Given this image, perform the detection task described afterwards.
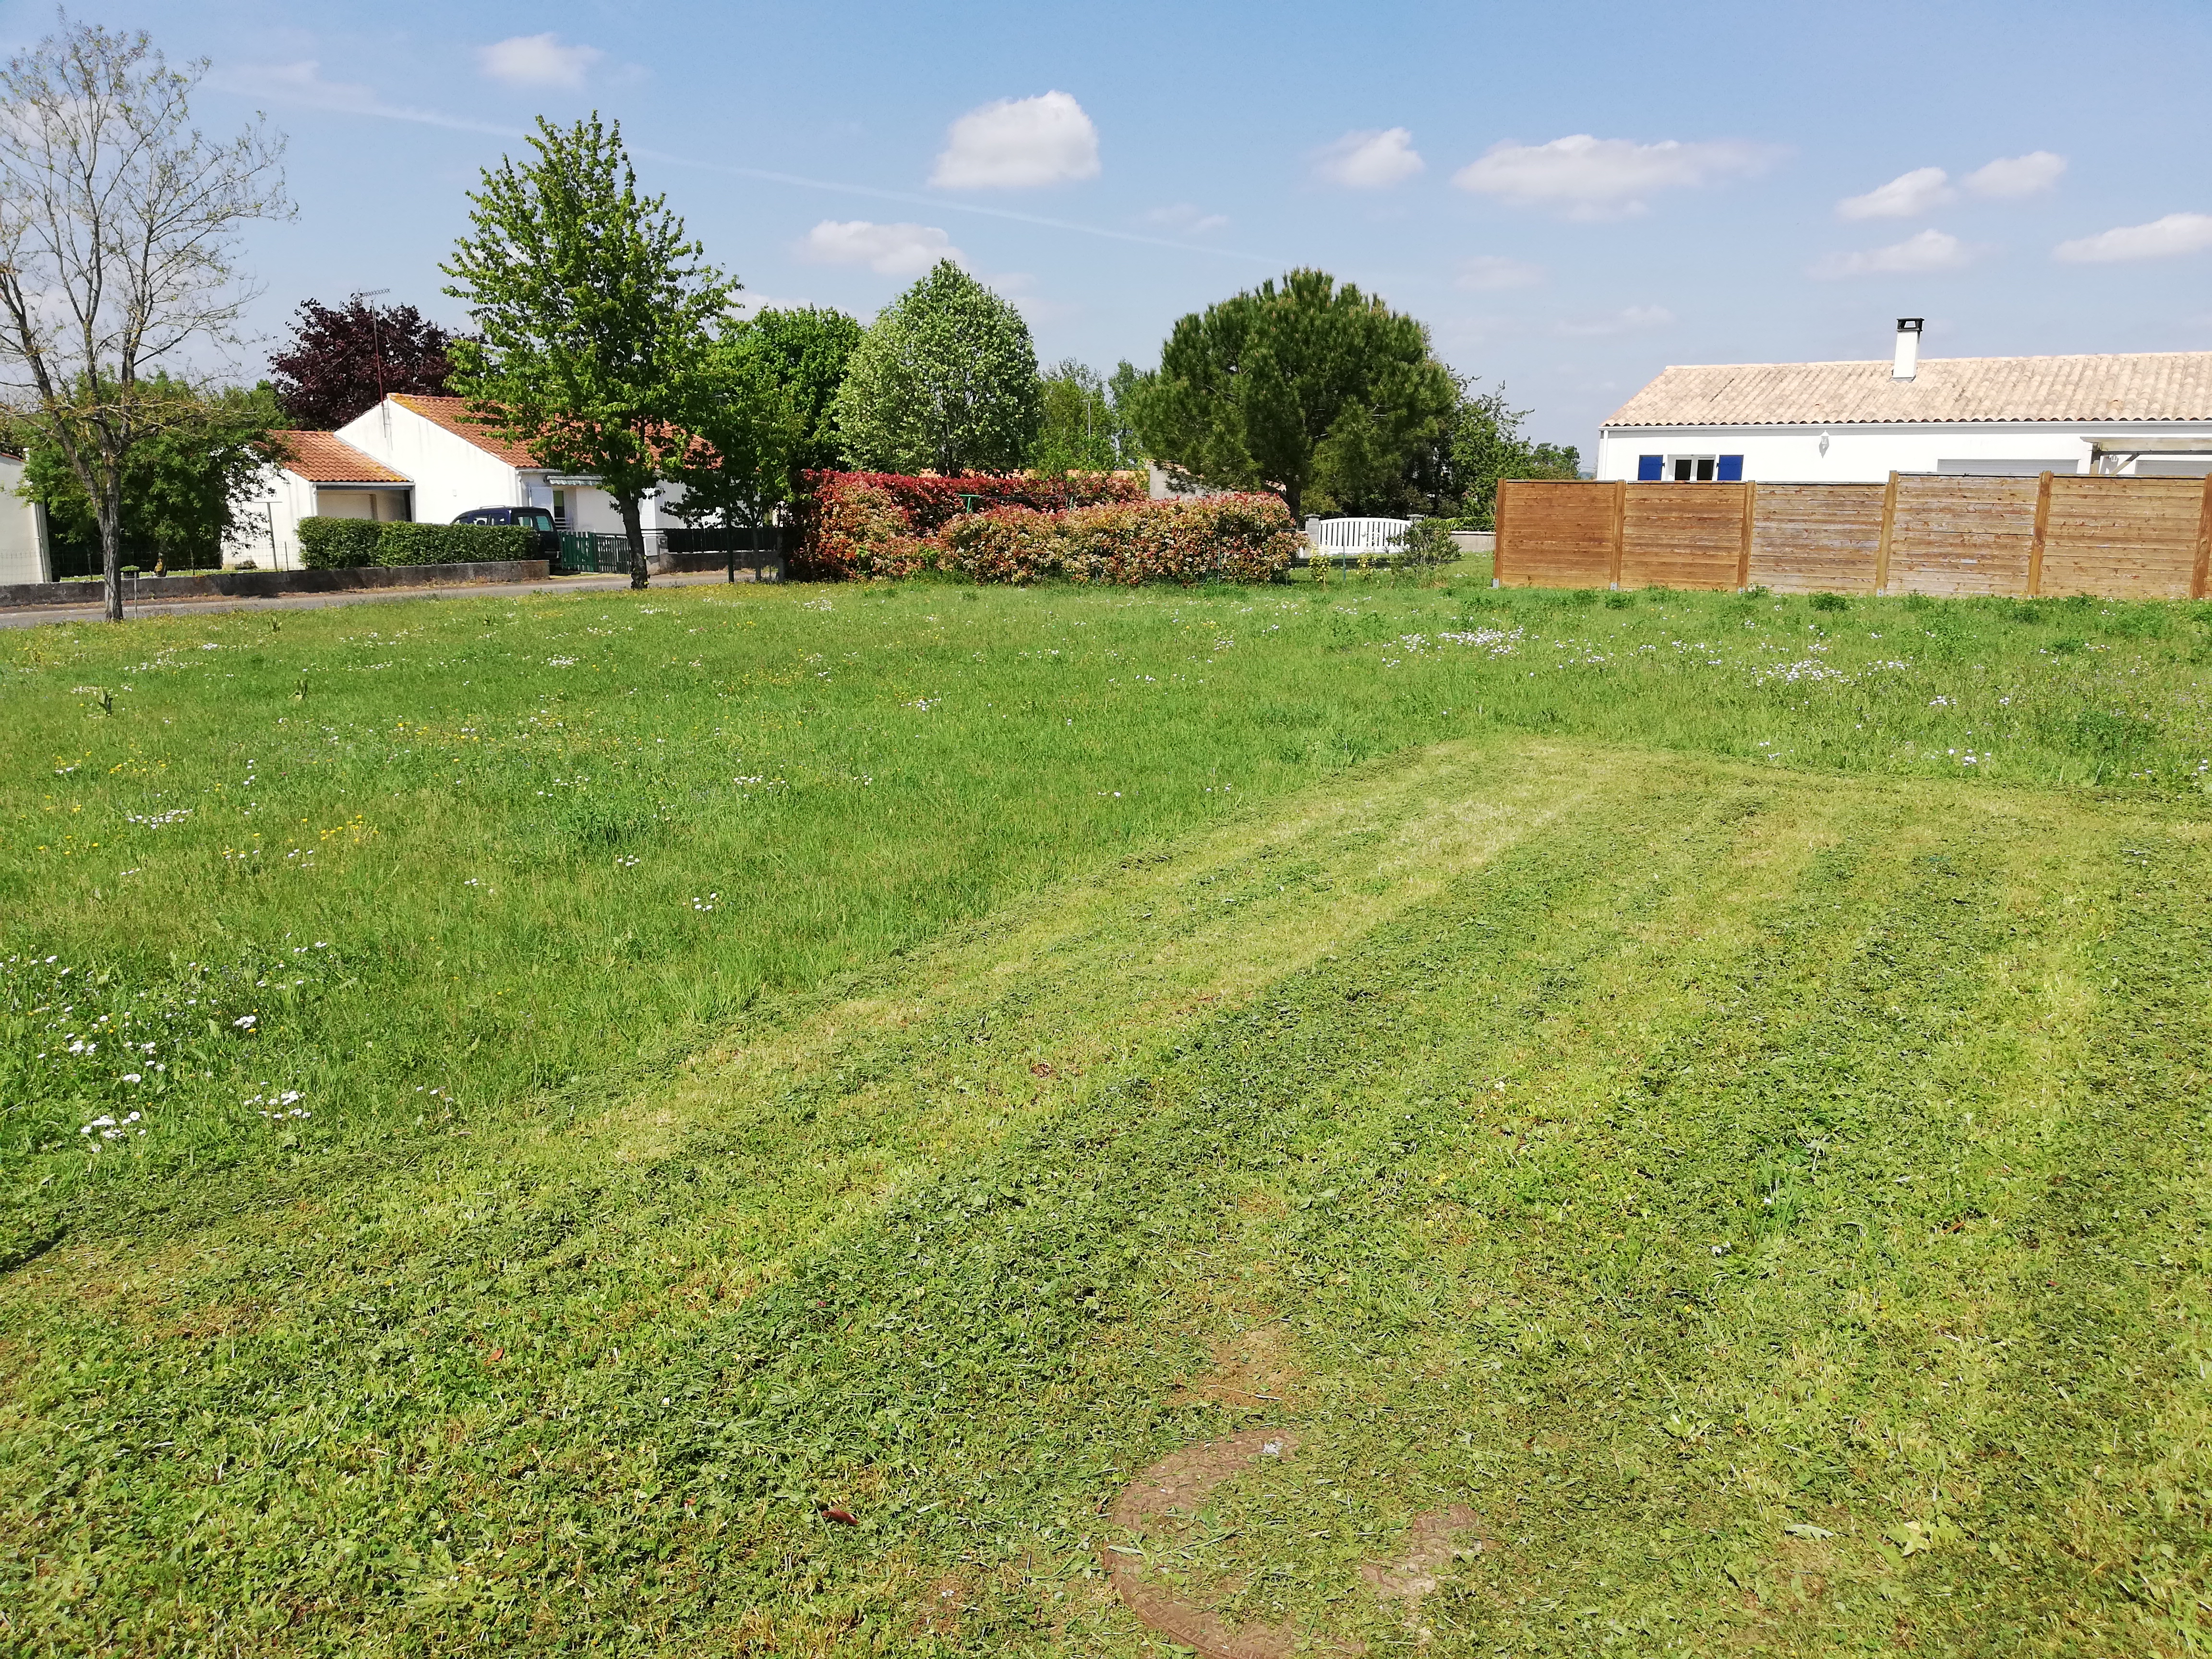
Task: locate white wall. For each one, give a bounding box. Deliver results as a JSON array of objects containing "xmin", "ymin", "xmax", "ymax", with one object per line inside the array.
[
  {"xmin": 0, "ymin": 454, "xmax": 51, "ymax": 583},
  {"xmin": 525, "ymin": 477, "xmax": 688, "ymax": 534},
  {"xmin": 1594, "ymin": 421, "xmax": 2212, "ymax": 483},
  {"xmin": 225, "ymin": 464, "xmax": 314, "ymax": 571},
  {"xmin": 337, "ymin": 400, "xmax": 522, "ymax": 525}
]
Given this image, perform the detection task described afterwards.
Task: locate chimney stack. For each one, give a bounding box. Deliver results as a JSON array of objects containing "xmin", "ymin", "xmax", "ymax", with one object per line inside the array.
[{"xmin": 1892, "ymin": 317, "xmax": 1923, "ymax": 381}]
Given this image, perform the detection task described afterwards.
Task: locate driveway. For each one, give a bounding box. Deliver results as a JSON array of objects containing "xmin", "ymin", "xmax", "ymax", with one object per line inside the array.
[{"xmin": 0, "ymin": 570, "xmax": 767, "ymax": 630}]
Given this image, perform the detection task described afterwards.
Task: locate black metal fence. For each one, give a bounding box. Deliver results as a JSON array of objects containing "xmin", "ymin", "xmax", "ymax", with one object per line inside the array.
[{"xmin": 553, "ymin": 526, "xmax": 786, "ymax": 576}]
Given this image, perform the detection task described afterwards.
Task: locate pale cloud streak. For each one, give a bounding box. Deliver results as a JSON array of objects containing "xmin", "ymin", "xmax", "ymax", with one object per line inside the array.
[
  {"xmin": 1453, "ymin": 134, "xmax": 1776, "ymax": 218},
  {"xmin": 797, "ymin": 219, "xmax": 963, "ymax": 278},
  {"xmin": 1455, "ymin": 255, "xmax": 1543, "ymax": 291},
  {"xmin": 2053, "ymin": 212, "xmax": 2212, "ymax": 263},
  {"xmin": 1311, "ymin": 128, "xmax": 1423, "ymax": 189},
  {"xmin": 1145, "ymin": 203, "xmax": 1229, "ymax": 234},
  {"xmin": 1838, "ymin": 166, "xmax": 1953, "ymax": 220},
  {"xmin": 931, "ymin": 92, "xmax": 1100, "ymax": 189},
  {"xmin": 205, "ymin": 60, "xmax": 518, "ymax": 136},
  {"xmin": 1556, "ymin": 304, "xmax": 1674, "ymax": 337},
  {"xmin": 478, "ymin": 34, "xmax": 603, "ymax": 89},
  {"xmin": 1810, "ymin": 228, "xmax": 1976, "ymax": 278},
  {"xmin": 1965, "ymin": 151, "xmax": 2066, "ymax": 199}
]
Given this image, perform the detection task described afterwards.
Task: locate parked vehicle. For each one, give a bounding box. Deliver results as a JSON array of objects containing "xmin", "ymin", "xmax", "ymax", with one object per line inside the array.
[{"xmin": 454, "ymin": 505, "xmax": 558, "ymax": 555}]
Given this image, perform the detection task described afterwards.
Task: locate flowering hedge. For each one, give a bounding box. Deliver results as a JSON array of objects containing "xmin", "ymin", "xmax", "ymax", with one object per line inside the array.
[{"xmin": 791, "ymin": 470, "xmax": 1298, "ymax": 585}]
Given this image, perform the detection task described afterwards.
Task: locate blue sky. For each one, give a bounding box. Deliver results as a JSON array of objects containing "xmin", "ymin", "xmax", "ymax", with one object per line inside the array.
[{"xmin": 12, "ymin": 0, "xmax": 2212, "ymax": 451}]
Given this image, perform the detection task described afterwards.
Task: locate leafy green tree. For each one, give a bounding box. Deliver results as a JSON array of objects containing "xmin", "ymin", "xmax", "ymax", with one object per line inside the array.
[
  {"xmin": 1136, "ymin": 269, "xmax": 1456, "ymax": 521},
  {"xmin": 835, "ymin": 262, "xmax": 1041, "ymax": 475},
  {"xmin": 1449, "ymin": 383, "xmax": 1581, "ymax": 527},
  {"xmin": 443, "ymin": 114, "xmax": 734, "ymax": 588},
  {"xmin": 665, "ymin": 329, "xmax": 802, "ymax": 559},
  {"xmin": 733, "ymin": 306, "xmax": 861, "ymax": 484},
  {"xmin": 17, "ymin": 377, "xmax": 282, "ymax": 575},
  {"xmin": 1106, "ymin": 361, "xmax": 1150, "ymax": 464},
  {"xmin": 1032, "ymin": 360, "xmax": 1118, "ymax": 476}
]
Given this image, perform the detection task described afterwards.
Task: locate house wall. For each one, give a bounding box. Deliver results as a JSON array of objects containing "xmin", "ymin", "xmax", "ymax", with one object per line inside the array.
[
  {"xmin": 0, "ymin": 454, "xmax": 51, "ymax": 583},
  {"xmin": 337, "ymin": 401, "xmax": 522, "ymax": 525},
  {"xmin": 225, "ymin": 464, "xmax": 315, "ymax": 571},
  {"xmin": 1594, "ymin": 421, "xmax": 2212, "ymax": 484},
  {"xmin": 523, "ymin": 477, "xmax": 689, "ymax": 534}
]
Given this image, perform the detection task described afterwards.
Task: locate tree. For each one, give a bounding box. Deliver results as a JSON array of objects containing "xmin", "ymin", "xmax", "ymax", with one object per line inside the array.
[
  {"xmin": 834, "ymin": 261, "xmax": 1041, "ymax": 475},
  {"xmin": 734, "ymin": 306, "xmax": 860, "ymax": 483},
  {"xmin": 17, "ymin": 376, "xmax": 282, "ymax": 575},
  {"xmin": 1032, "ymin": 360, "xmax": 1118, "ymax": 476},
  {"xmin": 665, "ymin": 329, "xmax": 801, "ymax": 561},
  {"xmin": 1449, "ymin": 383, "xmax": 1582, "ymax": 527},
  {"xmin": 443, "ymin": 114, "xmax": 733, "ymax": 589},
  {"xmin": 269, "ymin": 297, "xmax": 457, "ymax": 429},
  {"xmin": 0, "ymin": 18, "xmax": 289, "ymax": 620},
  {"xmin": 1136, "ymin": 269, "xmax": 1456, "ymax": 521},
  {"xmin": 1105, "ymin": 361, "xmax": 1149, "ymax": 465}
]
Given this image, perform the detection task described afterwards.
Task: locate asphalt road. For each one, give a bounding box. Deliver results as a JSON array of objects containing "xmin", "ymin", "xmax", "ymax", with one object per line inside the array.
[{"xmin": 0, "ymin": 569, "xmax": 768, "ymax": 629}]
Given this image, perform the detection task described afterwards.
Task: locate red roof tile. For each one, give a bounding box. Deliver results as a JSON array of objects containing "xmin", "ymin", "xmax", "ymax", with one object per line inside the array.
[
  {"xmin": 391, "ymin": 394, "xmax": 547, "ymax": 468},
  {"xmin": 274, "ymin": 431, "xmax": 409, "ymax": 484}
]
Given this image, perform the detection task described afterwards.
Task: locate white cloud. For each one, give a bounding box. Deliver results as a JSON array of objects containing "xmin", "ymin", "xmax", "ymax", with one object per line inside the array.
[
  {"xmin": 930, "ymin": 91, "xmax": 1099, "ymax": 190},
  {"xmin": 1556, "ymin": 305, "xmax": 1675, "ymax": 337},
  {"xmin": 1810, "ymin": 228, "xmax": 1975, "ymax": 279},
  {"xmin": 1452, "ymin": 134, "xmax": 1774, "ymax": 219},
  {"xmin": 2053, "ymin": 212, "xmax": 2212, "ymax": 264},
  {"xmin": 797, "ymin": 220, "xmax": 963, "ymax": 278},
  {"xmin": 1144, "ymin": 202, "xmax": 1229, "ymax": 235},
  {"xmin": 1455, "ymin": 255, "xmax": 1543, "ymax": 291},
  {"xmin": 1965, "ymin": 151, "xmax": 2066, "ymax": 199},
  {"xmin": 1838, "ymin": 166, "xmax": 1954, "ymax": 220},
  {"xmin": 478, "ymin": 34, "xmax": 604, "ymax": 89},
  {"xmin": 1311, "ymin": 128, "xmax": 1423, "ymax": 190}
]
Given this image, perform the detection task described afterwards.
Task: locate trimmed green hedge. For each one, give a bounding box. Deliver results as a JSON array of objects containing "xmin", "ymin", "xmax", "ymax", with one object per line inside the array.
[{"xmin": 298, "ymin": 518, "xmax": 537, "ymax": 570}]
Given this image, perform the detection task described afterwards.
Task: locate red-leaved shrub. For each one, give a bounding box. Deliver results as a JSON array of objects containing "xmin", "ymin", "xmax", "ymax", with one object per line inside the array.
[{"xmin": 792, "ymin": 471, "xmax": 1298, "ymax": 585}]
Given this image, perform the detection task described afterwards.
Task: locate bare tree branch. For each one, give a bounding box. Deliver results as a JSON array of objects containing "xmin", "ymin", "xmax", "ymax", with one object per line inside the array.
[{"xmin": 0, "ymin": 13, "xmax": 289, "ymax": 618}]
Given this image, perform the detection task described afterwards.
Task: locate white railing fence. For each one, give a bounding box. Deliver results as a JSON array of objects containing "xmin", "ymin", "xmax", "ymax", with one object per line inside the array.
[{"xmin": 1302, "ymin": 516, "xmax": 1411, "ymax": 562}]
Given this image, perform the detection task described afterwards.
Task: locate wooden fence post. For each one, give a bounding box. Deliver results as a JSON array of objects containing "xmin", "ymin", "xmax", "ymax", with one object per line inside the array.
[
  {"xmin": 1873, "ymin": 471, "xmax": 1899, "ymax": 594},
  {"xmin": 1493, "ymin": 482, "xmax": 1505, "ymax": 583},
  {"xmin": 1609, "ymin": 480, "xmax": 1626, "ymax": 589},
  {"xmin": 2027, "ymin": 471, "xmax": 2053, "ymax": 597},
  {"xmin": 1736, "ymin": 482, "xmax": 1756, "ymax": 591},
  {"xmin": 2194, "ymin": 474, "xmax": 2212, "ymax": 601}
]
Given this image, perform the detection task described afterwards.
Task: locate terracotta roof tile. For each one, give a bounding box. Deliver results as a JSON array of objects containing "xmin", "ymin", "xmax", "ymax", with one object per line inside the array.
[
  {"xmin": 274, "ymin": 431, "xmax": 410, "ymax": 484},
  {"xmin": 391, "ymin": 394, "xmax": 546, "ymax": 468},
  {"xmin": 1603, "ymin": 351, "xmax": 2212, "ymax": 428}
]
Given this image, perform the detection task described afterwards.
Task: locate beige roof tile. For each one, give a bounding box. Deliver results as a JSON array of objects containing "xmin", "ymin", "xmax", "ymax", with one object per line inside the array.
[
  {"xmin": 273, "ymin": 431, "xmax": 410, "ymax": 484},
  {"xmin": 1604, "ymin": 351, "xmax": 2212, "ymax": 428}
]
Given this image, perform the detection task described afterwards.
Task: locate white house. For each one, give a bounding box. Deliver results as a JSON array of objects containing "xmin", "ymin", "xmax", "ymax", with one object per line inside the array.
[
  {"xmin": 0, "ymin": 450, "xmax": 53, "ymax": 584},
  {"xmin": 228, "ymin": 432, "xmax": 412, "ymax": 571},
  {"xmin": 334, "ymin": 395, "xmax": 686, "ymax": 534},
  {"xmin": 1596, "ymin": 320, "xmax": 2212, "ymax": 485}
]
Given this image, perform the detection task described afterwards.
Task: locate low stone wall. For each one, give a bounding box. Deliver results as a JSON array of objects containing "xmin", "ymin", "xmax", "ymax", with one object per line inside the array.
[{"xmin": 0, "ymin": 560, "xmax": 553, "ymax": 608}]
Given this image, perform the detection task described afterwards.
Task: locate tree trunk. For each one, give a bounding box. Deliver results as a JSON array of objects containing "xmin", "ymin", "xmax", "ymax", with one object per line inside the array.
[
  {"xmin": 620, "ymin": 495, "xmax": 649, "ymax": 590},
  {"xmin": 97, "ymin": 481, "xmax": 123, "ymax": 623}
]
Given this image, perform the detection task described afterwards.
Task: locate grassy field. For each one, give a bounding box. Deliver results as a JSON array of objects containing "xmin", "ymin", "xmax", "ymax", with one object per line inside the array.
[{"xmin": 3, "ymin": 569, "xmax": 2210, "ymax": 1655}]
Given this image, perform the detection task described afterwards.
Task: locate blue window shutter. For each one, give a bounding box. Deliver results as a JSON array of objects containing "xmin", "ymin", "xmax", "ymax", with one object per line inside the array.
[
  {"xmin": 1716, "ymin": 454, "xmax": 1744, "ymax": 481},
  {"xmin": 1636, "ymin": 454, "xmax": 1664, "ymax": 481}
]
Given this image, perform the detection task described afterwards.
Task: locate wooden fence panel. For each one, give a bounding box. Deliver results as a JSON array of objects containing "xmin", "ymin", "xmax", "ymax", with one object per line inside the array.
[
  {"xmin": 2039, "ymin": 475, "xmax": 2204, "ymax": 600},
  {"xmin": 1884, "ymin": 474, "xmax": 2039, "ymax": 597},
  {"xmin": 1495, "ymin": 480, "xmax": 1616, "ymax": 588},
  {"xmin": 1620, "ymin": 483, "xmax": 1744, "ymax": 589},
  {"xmin": 1747, "ymin": 484, "xmax": 1887, "ymax": 593}
]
